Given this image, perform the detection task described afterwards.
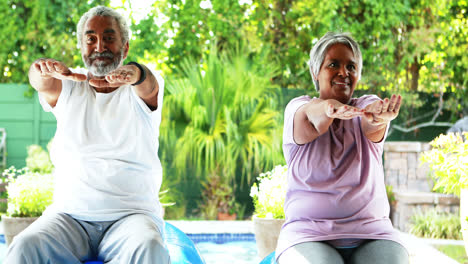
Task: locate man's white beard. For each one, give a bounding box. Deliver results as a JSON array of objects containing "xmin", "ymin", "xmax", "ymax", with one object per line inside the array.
[{"xmin": 83, "ymin": 49, "xmax": 124, "ymax": 77}]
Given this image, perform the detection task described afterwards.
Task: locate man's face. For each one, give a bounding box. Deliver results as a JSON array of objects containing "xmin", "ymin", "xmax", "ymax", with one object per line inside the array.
[{"xmin": 81, "ymin": 15, "xmax": 129, "ymax": 77}]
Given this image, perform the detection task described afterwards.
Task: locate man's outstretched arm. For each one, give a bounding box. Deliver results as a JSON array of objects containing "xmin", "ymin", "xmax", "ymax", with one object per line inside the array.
[
  {"xmin": 29, "ymin": 58, "xmax": 87, "ymax": 107},
  {"xmin": 89, "ymin": 63, "xmax": 159, "ymax": 110}
]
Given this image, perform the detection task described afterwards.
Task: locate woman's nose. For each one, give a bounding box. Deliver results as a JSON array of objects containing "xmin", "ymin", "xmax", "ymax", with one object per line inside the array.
[{"xmin": 338, "ymin": 66, "xmax": 349, "ymax": 77}]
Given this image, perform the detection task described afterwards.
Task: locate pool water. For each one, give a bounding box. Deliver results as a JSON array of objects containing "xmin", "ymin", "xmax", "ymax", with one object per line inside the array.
[
  {"xmin": 196, "ymin": 240, "xmax": 260, "ymax": 264},
  {"xmin": 0, "ymin": 233, "xmax": 262, "ymax": 264},
  {"xmin": 188, "ymin": 233, "xmax": 261, "ymax": 264}
]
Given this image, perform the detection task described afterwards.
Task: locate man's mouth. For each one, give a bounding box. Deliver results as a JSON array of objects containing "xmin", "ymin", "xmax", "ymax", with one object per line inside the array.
[
  {"xmin": 89, "ymin": 52, "xmax": 114, "ymax": 60},
  {"xmin": 93, "ymin": 57, "xmax": 111, "ymax": 61}
]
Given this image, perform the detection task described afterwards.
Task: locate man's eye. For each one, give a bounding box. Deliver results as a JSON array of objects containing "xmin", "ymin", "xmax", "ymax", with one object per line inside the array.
[
  {"xmin": 86, "ymin": 36, "xmax": 95, "ymax": 43},
  {"xmin": 104, "ymin": 36, "xmax": 114, "ymax": 42}
]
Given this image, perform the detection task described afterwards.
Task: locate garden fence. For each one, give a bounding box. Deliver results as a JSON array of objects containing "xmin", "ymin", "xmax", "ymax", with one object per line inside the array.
[{"xmin": 0, "ymin": 84, "xmax": 56, "ymax": 169}]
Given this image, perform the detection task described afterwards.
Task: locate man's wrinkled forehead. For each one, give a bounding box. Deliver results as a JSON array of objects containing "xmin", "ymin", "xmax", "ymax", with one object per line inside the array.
[{"xmin": 84, "ymin": 16, "xmax": 120, "ymax": 36}]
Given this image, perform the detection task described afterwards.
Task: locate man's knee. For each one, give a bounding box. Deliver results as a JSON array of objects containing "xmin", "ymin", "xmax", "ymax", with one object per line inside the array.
[
  {"xmin": 5, "ymin": 232, "xmax": 46, "ymax": 261},
  {"xmin": 135, "ymin": 233, "xmax": 165, "ymax": 252},
  {"xmin": 134, "ymin": 235, "xmax": 170, "ymax": 263}
]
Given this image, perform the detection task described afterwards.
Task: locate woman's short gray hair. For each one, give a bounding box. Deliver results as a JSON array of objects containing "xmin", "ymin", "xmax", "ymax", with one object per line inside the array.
[
  {"xmin": 309, "ymin": 32, "xmax": 362, "ymax": 91},
  {"xmin": 76, "ymin": 6, "xmax": 131, "ymax": 49}
]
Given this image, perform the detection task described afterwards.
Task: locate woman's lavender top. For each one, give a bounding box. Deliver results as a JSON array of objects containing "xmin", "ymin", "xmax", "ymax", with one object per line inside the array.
[{"xmin": 276, "ymin": 95, "xmax": 402, "ymax": 259}]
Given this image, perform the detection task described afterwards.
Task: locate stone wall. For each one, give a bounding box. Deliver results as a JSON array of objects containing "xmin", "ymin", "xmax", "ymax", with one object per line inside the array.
[
  {"xmin": 383, "ymin": 141, "xmax": 432, "ymax": 192},
  {"xmin": 391, "ymin": 191, "xmax": 460, "ymax": 232},
  {"xmin": 383, "ymin": 141, "xmax": 460, "ymax": 232}
]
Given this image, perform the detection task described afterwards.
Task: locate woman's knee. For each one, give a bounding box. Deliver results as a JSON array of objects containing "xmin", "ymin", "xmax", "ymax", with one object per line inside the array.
[
  {"xmin": 278, "ymin": 242, "xmax": 344, "ymax": 264},
  {"xmin": 350, "ymin": 240, "xmax": 409, "ymax": 264}
]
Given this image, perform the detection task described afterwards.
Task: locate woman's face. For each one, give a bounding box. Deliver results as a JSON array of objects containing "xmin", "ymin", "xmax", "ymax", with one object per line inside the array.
[{"xmin": 315, "ymin": 43, "xmax": 359, "ymax": 104}]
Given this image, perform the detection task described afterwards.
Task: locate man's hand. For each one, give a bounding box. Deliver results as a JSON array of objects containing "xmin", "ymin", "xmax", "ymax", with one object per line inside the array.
[
  {"xmin": 32, "ymin": 59, "xmax": 87, "ymax": 82},
  {"xmin": 324, "ymin": 99, "xmax": 365, "ymax": 120},
  {"xmin": 363, "ymin": 94, "xmax": 402, "ymax": 125},
  {"xmin": 89, "ymin": 64, "xmax": 140, "ymax": 88}
]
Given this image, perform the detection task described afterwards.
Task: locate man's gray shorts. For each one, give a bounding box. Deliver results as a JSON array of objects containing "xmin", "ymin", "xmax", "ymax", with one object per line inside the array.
[{"xmin": 4, "ymin": 212, "xmax": 171, "ymax": 264}]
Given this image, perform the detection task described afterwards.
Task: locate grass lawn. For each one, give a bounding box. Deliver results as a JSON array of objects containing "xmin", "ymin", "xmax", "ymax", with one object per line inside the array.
[{"xmin": 435, "ymin": 245, "xmax": 468, "ymax": 264}]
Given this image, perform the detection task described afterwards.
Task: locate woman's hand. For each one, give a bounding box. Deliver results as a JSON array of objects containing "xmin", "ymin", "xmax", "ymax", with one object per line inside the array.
[
  {"xmin": 361, "ymin": 94, "xmax": 402, "ymax": 142},
  {"xmin": 363, "ymin": 95, "xmax": 402, "ymax": 125},
  {"xmin": 324, "ymin": 99, "xmax": 365, "ymax": 120}
]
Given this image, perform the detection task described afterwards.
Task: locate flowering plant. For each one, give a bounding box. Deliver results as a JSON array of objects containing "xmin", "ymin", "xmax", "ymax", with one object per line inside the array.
[
  {"xmin": 2, "ymin": 166, "xmax": 54, "ymax": 217},
  {"xmin": 25, "ymin": 144, "xmax": 53, "ymax": 174},
  {"xmin": 250, "ymin": 165, "xmax": 287, "ymax": 219},
  {"xmin": 420, "ymin": 132, "xmax": 468, "ymax": 196}
]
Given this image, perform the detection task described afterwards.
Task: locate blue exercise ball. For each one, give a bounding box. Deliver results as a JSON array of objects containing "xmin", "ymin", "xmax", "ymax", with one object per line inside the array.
[
  {"xmin": 165, "ymin": 222, "xmax": 205, "ymax": 264},
  {"xmin": 84, "ymin": 222, "xmax": 205, "ymax": 264},
  {"xmin": 259, "ymin": 252, "xmax": 277, "ymax": 264}
]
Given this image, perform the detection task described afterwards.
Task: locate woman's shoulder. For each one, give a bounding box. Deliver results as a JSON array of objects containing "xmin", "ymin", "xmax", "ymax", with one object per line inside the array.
[
  {"xmin": 285, "ymin": 95, "xmax": 312, "ymax": 112},
  {"xmin": 289, "ymin": 95, "xmax": 312, "ymax": 103}
]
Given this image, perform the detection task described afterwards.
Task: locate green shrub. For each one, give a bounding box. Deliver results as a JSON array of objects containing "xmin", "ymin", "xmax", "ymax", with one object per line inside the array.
[
  {"xmin": 420, "ymin": 132, "xmax": 468, "ymax": 196},
  {"xmin": 3, "ymin": 167, "xmax": 54, "ymax": 217},
  {"xmin": 25, "ymin": 144, "xmax": 53, "ymax": 174},
  {"xmin": 386, "ymin": 185, "xmax": 396, "ymax": 204},
  {"xmin": 410, "ymin": 208, "xmax": 462, "ymax": 240}
]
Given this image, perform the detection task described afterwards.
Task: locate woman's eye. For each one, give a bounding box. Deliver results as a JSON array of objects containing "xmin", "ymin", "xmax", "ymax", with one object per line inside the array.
[
  {"xmin": 347, "ymin": 64, "xmax": 356, "ymax": 71},
  {"xmin": 328, "ymin": 62, "xmax": 337, "ymax": 68}
]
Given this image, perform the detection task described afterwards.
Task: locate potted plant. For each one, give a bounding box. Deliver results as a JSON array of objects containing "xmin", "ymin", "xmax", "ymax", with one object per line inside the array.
[
  {"xmin": 1, "ymin": 166, "xmax": 54, "ymax": 245},
  {"xmin": 1, "ymin": 143, "xmax": 55, "ymax": 245},
  {"xmin": 250, "ymin": 165, "xmax": 287, "ymax": 259},
  {"xmin": 420, "ymin": 132, "xmax": 468, "ymax": 254},
  {"xmin": 200, "ymin": 173, "xmax": 238, "ymax": 220}
]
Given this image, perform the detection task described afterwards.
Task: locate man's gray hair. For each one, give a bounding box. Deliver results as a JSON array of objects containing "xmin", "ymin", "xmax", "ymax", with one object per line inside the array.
[
  {"xmin": 309, "ymin": 32, "xmax": 362, "ymax": 91},
  {"xmin": 76, "ymin": 6, "xmax": 131, "ymax": 49}
]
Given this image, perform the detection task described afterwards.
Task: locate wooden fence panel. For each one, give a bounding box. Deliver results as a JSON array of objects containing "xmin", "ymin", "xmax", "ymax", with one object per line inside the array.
[{"xmin": 0, "ymin": 84, "xmax": 56, "ymax": 169}]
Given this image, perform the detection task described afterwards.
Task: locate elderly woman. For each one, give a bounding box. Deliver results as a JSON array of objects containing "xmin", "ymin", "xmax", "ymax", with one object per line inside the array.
[{"xmin": 275, "ymin": 32, "xmax": 409, "ymax": 264}]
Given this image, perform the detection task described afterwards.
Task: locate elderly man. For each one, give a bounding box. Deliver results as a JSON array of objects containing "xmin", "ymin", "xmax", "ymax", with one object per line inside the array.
[{"xmin": 5, "ymin": 6, "xmax": 170, "ymax": 264}]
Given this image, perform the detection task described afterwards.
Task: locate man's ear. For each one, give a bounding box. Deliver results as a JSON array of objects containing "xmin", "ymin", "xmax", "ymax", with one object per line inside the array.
[{"xmin": 122, "ymin": 42, "xmax": 129, "ymax": 59}]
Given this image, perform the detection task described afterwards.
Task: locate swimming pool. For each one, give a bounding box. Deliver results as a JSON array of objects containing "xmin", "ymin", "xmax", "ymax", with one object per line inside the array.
[
  {"xmin": 0, "ymin": 233, "xmax": 261, "ymax": 264},
  {"xmin": 188, "ymin": 233, "xmax": 260, "ymax": 264}
]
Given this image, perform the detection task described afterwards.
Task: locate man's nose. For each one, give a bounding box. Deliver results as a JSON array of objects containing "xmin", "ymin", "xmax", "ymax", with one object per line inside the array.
[{"xmin": 95, "ymin": 38, "xmax": 106, "ymax": 53}]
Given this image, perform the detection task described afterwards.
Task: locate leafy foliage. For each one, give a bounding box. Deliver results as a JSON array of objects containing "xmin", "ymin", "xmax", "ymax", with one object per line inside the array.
[
  {"xmin": 410, "ymin": 208, "xmax": 462, "ymax": 240},
  {"xmin": 250, "ymin": 165, "xmax": 287, "ymax": 219},
  {"xmin": 25, "ymin": 143, "xmax": 53, "ymax": 174},
  {"xmin": 420, "ymin": 132, "xmax": 468, "ymax": 196},
  {"xmin": 160, "ymin": 44, "xmax": 283, "ymax": 217},
  {"xmin": 162, "ymin": 43, "xmax": 283, "ymax": 182},
  {"xmin": 199, "ymin": 173, "xmax": 237, "ymax": 219},
  {"xmin": 2, "ymin": 167, "xmax": 54, "ymax": 217},
  {"xmin": 0, "ymin": 0, "xmax": 110, "ymax": 96}
]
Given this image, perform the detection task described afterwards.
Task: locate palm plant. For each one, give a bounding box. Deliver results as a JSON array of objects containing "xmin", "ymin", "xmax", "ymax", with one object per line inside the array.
[{"xmin": 160, "ymin": 44, "xmax": 284, "ymax": 214}]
